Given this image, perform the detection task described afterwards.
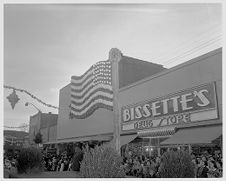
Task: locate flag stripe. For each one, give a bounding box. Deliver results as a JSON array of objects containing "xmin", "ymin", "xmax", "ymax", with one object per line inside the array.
[
  {"xmin": 71, "ymin": 82, "xmax": 94, "ymax": 95},
  {"xmin": 71, "ymin": 95, "xmax": 113, "ymax": 110},
  {"xmin": 70, "ymin": 103, "xmax": 113, "ymax": 119},
  {"xmin": 71, "ymin": 91, "xmax": 113, "ymax": 106},
  {"xmin": 71, "ymin": 73, "xmax": 93, "ymax": 86},
  {"xmin": 71, "ymin": 98, "xmax": 113, "ymax": 115},
  {"xmin": 71, "ymin": 87, "xmax": 113, "ymax": 101},
  {"xmin": 71, "ymin": 66, "xmax": 93, "ymax": 81},
  {"xmin": 71, "ymin": 79, "xmax": 94, "ymax": 92},
  {"xmin": 71, "ymin": 84, "xmax": 112, "ymax": 97}
]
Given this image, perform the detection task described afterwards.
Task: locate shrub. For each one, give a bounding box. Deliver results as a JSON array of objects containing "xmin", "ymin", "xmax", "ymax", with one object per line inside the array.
[
  {"xmin": 158, "ymin": 150, "xmax": 195, "ymax": 178},
  {"xmin": 80, "ymin": 145, "xmax": 126, "ymax": 178},
  {"xmin": 71, "ymin": 149, "xmax": 84, "ymax": 171},
  {"xmin": 16, "ymin": 147, "xmax": 43, "ymax": 174}
]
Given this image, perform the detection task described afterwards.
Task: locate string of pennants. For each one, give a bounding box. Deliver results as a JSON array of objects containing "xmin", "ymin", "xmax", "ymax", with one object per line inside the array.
[
  {"xmin": 4, "ymin": 85, "xmax": 59, "ymax": 110},
  {"xmin": 4, "ymin": 124, "xmax": 29, "ymax": 129}
]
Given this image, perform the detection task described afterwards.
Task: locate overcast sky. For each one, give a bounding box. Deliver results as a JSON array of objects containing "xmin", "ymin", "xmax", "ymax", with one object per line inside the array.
[{"xmin": 4, "ymin": 3, "xmax": 222, "ymax": 130}]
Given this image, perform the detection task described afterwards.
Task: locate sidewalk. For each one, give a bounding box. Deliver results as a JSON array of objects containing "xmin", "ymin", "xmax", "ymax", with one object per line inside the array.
[
  {"xmin": 9, "ymin": 171, "xmax": 81, "ymax": 178},
  {"xmin": 7, "ymin": 170, "xmax": 135, "ymax": 178}
]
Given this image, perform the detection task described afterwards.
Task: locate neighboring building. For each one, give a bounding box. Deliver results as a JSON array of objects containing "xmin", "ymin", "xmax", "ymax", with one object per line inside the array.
[
  {"xmin": 23, "ymin": 135, "xmax": 30, "ymax": 148},
  {"xmin": 29, "ymin": 112, "xmax": 58, "ymax": 146},
  {"xmin": 4, "ymin": 130, "xmax": 29, "ymax": 154}
]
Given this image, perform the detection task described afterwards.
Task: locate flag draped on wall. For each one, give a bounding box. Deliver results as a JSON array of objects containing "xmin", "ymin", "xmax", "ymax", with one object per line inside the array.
[{"xmin": 70, "ymin": 60, "xmax": 113, "ymax": 119}]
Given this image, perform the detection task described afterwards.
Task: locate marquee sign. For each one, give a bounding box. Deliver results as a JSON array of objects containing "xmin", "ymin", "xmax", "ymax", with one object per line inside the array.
[{"xmin": 121, "ymin": 82, "xmax": 218, "ymax": 132}]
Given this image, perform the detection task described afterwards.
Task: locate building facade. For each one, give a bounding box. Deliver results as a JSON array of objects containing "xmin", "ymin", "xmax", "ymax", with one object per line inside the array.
[
  {"xmin": 53, "ymin": 48, "xmax": 222, "ymax": 156},
  {"xmin": 120, "ymin": 48, "xmax": 222, "ymax": 156}
]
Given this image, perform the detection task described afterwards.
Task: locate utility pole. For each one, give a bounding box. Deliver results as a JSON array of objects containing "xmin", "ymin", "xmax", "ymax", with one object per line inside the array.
[{"xmin": 109, "ymin": 48, "xmax": 122, "ymax": 154}]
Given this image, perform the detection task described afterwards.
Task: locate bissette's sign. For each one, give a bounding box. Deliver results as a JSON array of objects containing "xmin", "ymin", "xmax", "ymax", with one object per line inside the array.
[{"xmin": 121, "ymin": 82, "xmax": 218, "ymax": 132}]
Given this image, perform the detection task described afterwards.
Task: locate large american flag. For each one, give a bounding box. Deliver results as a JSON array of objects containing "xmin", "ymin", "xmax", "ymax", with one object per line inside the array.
[{"xmin": 70, "ymin": 60, "xmax": 113, "ymax": 119}]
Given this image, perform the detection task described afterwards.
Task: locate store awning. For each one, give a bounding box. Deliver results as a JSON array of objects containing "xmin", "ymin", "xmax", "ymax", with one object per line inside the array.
[
  {"xmin": 120, "ymin": 134, "xmax": 138, "ymax": 146},
  {"xmin": 161, "ymin": 125, "xmax": 222, "ymax": 145},
  {"xmin": 138, "ymin": 127, "xmax": 176, "ymax": 138},
  {"xmin": 44, "ymin": 134, "xmax": 113, "ymax": 145}
]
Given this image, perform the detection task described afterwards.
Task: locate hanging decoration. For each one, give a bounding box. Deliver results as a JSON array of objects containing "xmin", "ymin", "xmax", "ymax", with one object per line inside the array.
[
  {"xmin": 6, "ymin": 89, "xmax": 20, "ymax": 109},
  {"xmin": 4, "ymin": 124, "xmax": 29, "ymax": 129},
  {"xmin": 4, "ymin": 85, "xmax": 58, "ymax": 110}
]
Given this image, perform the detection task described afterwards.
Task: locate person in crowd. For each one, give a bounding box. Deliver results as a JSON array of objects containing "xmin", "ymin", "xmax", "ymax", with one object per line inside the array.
[
  {"xmin": 145, "ymin": 160, "xmax": 152, "ymax": 177},
  {"xmin": 136, "ymin": 160, "xmax": 143, "ymax": 177},
  {"xmin": 4, "ymin": 158, "xmax": 12, "ymax": 170},
  {"xmin": 47, "ymin": 157, "xmax": 51, "ymax": 171},
  {"xmin": 191, "ymin": 157, "xmax": 198, "ymax": 177},
  {"xmin": 59, "ymin": 158, "xmax": 65, "ymax": 172},
  {"xmin": 207, "ymin": 160, "xmax": 221, "ymax": 178},
  {"xmin": 197, "ymin": 160, "xmax": 209, "ymax": 178},
  {"xmin": 63, "ymin": 158, "xmax": 69, "ymax": 171},
  {"xmin": 68, "ymin": 159, "xmax": 73, "ymax": 171},
  {"xmin": 127, "ymin": 158, "xmax": 133, "ymax": 176},
  {"xmin": 52, "ymin": 156, "xmax": 57, "ymax": 171},
  {"xmin": 142, "ymin": 161, "xmax": 149, "ymax": 178}
]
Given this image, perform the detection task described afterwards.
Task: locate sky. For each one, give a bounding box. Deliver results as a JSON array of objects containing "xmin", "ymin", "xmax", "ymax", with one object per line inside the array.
[{"xmin": 3, "ymin": 3, "xmax": 222, "ymax": 131}]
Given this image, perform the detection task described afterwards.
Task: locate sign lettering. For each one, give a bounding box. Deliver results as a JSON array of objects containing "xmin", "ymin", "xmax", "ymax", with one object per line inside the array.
[
  {"xmin": 122, "ymin": 83, "xmax": 216, "ymax": 123},
  {"xmin": 121, "ymin": 83, "xmax": 218, "ymax": 132},
  {"xmin": 133, "ymin": 113, "xmax": 191, "ymax": 131}
]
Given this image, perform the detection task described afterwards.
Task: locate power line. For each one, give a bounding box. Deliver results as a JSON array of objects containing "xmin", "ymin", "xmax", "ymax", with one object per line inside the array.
[
  {"xmin": 160, "ymin": 32, "xmax": 221, "ymax": 64},
  {"xmin": 164, "ymin": 41, "xmax": 221, "ymax": 67},
  {"xmin": 142, "ymin": 26, "xmax": 221, "ymax": 67},
  {"xmin": 163, "ymin": 36, "xmax": 221, "ymax": 66},
  {"xmin": 148, "ymin": 24, "xmax": 221, "ymax": 62}
]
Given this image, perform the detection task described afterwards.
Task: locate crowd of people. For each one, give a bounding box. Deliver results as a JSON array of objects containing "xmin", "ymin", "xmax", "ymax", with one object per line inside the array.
[
  {"xmin": 4, "ymin": 155, "xmax": 17, "ymax": 170},
  {"xmin": 4, "ymin": 146, "xmax": 223, "ymax": 178},
  {"xmin": 191, "ymin": 151, "xmax": 222, "ymax": 178},
  {"xmin": 120, "ymin": 150, "xmax": 223, "ymax": 178},
  {"xmin": 121, "ymin": 154, "xmax": 161, "ymax": 178},
  {"xmin": 42, "ymin": 152, "xmax": 73, "ymax": 171}
]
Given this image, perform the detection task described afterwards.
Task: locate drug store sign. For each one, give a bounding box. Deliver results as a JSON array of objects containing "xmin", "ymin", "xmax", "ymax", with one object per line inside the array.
[{"xmin": 121, "ymin": 82, "xmax": 218, "ymax": 132}]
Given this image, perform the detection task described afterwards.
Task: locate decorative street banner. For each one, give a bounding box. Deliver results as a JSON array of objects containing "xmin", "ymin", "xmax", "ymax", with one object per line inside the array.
[
  {"xmin": 4, "ymin": 85, "xmax": 59, "ymax": 110},
  {"xmin": 6, "ymin": 89, "xmax": 20, "ymax": 109},
  {"xmin": 121, "ymin": 82, "xmax": 218, "ymax": 132}
]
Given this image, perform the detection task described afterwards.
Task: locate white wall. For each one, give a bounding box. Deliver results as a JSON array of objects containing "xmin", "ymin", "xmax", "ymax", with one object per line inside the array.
[
  {"xmin": 29, "ymin": 113, "xmax": 41, "ymax": 144},
  {"xmin": 57, "ymin": 84, "xmax": 114, "ymax": 140},
  {"xmin": 40, "ymin": 127, "xmax": 48, "ymax": 143},
  {"xmin": 49, "ymin": 125, "xmax": 57, "ymax": 142},
  {"xmin": 119, "ymin": 48, "xmax": 222, "ymax": 132}
]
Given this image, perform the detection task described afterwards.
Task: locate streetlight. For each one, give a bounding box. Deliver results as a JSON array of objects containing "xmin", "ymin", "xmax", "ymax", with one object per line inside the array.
[
  {"xmin": 25, "ymin": 102, "xmax": 42, "ymax": 147},
  {"xmin": 25, "ymin": 102, "xmax": 41, "ymax": 113}
]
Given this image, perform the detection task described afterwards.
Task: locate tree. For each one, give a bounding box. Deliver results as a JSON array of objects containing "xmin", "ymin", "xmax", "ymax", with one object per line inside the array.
[
  {"xmin": 158, "ymin": 150, "xmax": 195, "ymax": 178},
  {"xmin": 80, "ymin": 146, "xmax": 126, "ymax": 178},
  {"xmin": 33, "ymin": 131, "xmax": 42, "ymax": 144}
]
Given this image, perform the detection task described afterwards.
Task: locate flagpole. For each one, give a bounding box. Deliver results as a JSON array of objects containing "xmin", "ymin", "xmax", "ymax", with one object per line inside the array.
[{"xmin": 109, "ymin": 48, "xmax": 122, "ymax": 155}]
